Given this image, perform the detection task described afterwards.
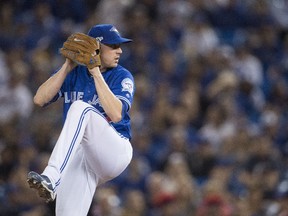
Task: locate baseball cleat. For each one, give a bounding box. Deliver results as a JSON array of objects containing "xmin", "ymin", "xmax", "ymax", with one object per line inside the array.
[{"xmin": 27, "ymin": 171, "xmax": 55, "ymax": 203}]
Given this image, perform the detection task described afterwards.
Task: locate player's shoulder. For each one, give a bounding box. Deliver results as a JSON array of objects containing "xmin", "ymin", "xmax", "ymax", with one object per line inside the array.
[
  {"xmin": 109, "ymin": 65, "xmax": 134, "ymax": 81},
  {"xmin": 114, "ymin": 65, "xmax": 133, "ymax": 76}
]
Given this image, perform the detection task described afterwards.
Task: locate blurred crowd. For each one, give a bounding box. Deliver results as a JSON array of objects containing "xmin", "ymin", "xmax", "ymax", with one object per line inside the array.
[{"xmin": 1, "ymin": 0, "xmax": 288, "ymax": 215}]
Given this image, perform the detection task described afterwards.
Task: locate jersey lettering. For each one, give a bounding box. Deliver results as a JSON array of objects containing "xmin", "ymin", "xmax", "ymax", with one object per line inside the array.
[
  {"xmin": 64, "ymin": 91, "xmax": 84, "ymax": 103},
  {"xmin": 88, "ymin": 94, "xmax": 99, "ymax": 105}
]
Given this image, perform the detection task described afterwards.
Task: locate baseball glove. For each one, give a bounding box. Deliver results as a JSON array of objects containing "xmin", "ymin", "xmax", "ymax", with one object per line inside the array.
[{"xmin": 60, "ymin": 32, "xmax": 101, "ymax": 69}]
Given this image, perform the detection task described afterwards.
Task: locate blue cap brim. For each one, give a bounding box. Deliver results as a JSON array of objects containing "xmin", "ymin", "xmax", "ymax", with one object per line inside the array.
[{"xmin": 103, "ymin": 37, "xmax": 132, "ymax": 45}]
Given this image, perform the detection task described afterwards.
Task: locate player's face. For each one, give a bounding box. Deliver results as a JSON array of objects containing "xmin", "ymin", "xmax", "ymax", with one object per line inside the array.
[{"xmin": 100, "ymin": 43, "xmax": 122, "ymax": 70}]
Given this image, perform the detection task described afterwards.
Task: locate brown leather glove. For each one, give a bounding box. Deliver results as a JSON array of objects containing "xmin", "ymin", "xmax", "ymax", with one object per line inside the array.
[{"xmin": 60, "ymin": 33, "xmax": 101, "ymax": 69}]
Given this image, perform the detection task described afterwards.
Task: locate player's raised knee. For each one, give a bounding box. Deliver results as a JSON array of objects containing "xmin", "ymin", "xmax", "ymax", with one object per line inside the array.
[{"xmin": 69, "ymin": 100, "xmax": 92, "ymax": 114}]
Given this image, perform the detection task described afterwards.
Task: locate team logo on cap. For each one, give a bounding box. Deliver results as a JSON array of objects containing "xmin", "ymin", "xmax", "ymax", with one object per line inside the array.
[{"xmin": 110, "ymin": 26, "xmax": 120, "ymax": 36}]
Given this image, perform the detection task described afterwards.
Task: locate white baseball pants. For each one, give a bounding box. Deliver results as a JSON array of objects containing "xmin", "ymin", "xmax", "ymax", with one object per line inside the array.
[{"xmin": 42, "ymin": 100, "xmax": 133, "ymax": 216}]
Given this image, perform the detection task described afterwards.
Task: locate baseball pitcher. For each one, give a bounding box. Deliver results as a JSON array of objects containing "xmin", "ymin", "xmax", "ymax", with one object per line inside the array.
[{"xmin": 27, "ymin": 24, "xmax": 135, "ymax": 216}]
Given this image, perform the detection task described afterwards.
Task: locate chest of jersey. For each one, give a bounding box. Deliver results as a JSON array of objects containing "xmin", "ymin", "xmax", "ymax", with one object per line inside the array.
[
  {"xmin": 57, "ymin": 65, "xmax": 134, "ymax": 139},
  {"xmin": 63, "ymin": 78, "xmax": 99, "ymax": 106}
]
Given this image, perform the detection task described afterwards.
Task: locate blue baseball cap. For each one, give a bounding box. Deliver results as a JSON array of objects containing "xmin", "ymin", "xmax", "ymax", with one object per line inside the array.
[{"xmin": 88, "ymin": 24, "xmax": 132, "ymax": 45}]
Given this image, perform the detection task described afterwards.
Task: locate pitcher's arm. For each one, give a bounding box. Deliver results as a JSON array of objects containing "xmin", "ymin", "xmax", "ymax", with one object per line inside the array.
[{"xmin": 34, "ymin": 59, "xmax": 76, "ymax": 107}]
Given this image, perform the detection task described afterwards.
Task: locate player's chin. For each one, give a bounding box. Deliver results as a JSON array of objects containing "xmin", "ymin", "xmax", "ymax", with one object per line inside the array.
[
  {"xmin": 111, "ymin": 61, "xmax": 118, "ymax": 67},
  {"xmin": 106, "ymin": 59, "xmax": 119, "ymax": 68}
]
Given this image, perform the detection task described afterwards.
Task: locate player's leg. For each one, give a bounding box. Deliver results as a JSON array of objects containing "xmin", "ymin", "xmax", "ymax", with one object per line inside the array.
[
  {"xmin": 82, "ymin": 110, "xmax": 132, "ymax": 184},
  {"xmin": 28, "ymin": 100, "xmax": 132, "ymax": 214},
  {"xmin": 54, "ymin": 101, "xmax": 132, "ymax": 215},
  {"xmin": 40, "ymin": 100, "xmax": 108, "ymax": 191},
  {"xmin": 27, "ymin": 100, "xmax": 98, "ymax": 202},
  {"xmin": 55, "ymin": 145, "xmax": 98, "ymax": 216}
]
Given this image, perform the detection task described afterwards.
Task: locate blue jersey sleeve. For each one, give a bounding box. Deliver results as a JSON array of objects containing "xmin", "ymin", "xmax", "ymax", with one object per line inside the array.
[
  {"xmin": 110, "ymin": 69, "xmax": 135, "ymax": 111},
  {"xmin": 106, "ymin": 67, "xmax": 135, "ymax": 139}
]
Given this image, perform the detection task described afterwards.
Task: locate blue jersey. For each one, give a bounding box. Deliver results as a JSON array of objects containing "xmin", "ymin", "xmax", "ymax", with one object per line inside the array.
[{"xmin": 49, "ymin": 65, "xmax": 135, "ymax": 139}]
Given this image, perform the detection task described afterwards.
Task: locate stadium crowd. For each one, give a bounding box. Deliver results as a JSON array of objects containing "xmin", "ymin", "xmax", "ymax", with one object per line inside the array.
[{"xmin": 1, "ymin": 0, "xmax": 288, "ymax": 215}]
